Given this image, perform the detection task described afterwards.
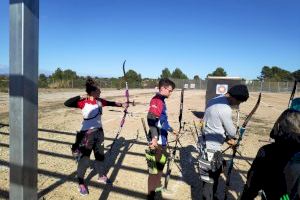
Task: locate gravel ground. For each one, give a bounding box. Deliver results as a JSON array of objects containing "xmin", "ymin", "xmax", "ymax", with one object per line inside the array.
[{"xmin": 0, "ymin": 89, "xmax": 290, "ymax": 200}]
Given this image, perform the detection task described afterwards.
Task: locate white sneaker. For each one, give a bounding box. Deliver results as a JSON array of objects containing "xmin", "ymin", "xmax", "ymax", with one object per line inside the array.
[{"xmin": 97, "ymin": 175, "xmax": 112, "ymax": 184}]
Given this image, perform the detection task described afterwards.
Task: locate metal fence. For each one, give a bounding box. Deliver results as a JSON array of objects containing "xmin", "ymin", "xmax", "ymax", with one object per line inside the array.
[
  {"xmin": 244, "ymin": 80, "xmax": 297, "ymax": 93},
  {"xmin": 170, "ymin": 79, "xmax": 299, "ymax": 94},
  {"xmin": 0, "ymin": 78, "xmax": 299, "ymax": 94}
]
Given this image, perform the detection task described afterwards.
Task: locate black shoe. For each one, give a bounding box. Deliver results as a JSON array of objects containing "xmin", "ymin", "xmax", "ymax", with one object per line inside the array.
[
  {"xmin": 154, "ymin": 191, "xmax": 162, "ymax": 200},
  {"xmin": 147, "ymin": 191, "xmax": 155, "ymax": 200}
]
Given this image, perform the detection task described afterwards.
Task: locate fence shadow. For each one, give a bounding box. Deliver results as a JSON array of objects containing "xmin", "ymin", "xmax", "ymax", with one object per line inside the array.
[
  {"xmin": 0, "ymin": 126, "xmax": 162, "ymax": 199},
  {"xmin": 85, "ymin": 137, "xmax": 126, "ymax": 185},
  {"xmin": 0, "ymin": 124, "xmax": 194, "ymax": 199},
  {"xmin": 217, "ymin": 151, "xmax": 252, "ymax": 200},
  {"xmin": 179, "ymin": 145, "xmax": 202, "ymax": 200}
]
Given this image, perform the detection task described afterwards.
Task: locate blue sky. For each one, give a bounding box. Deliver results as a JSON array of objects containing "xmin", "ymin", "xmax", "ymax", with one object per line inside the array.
[{"xmin": 0, "ymin": 0, "xmax": 299, "ymax": 79}]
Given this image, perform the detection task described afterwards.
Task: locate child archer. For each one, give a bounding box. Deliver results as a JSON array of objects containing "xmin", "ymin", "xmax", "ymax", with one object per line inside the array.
[
  {"xmin": 64, "ymin": 77, "xmax": 125, "ymax": 196},
  {"xmin": 145, "ymin": 78, "xmax": 178, "ymax": 199}
]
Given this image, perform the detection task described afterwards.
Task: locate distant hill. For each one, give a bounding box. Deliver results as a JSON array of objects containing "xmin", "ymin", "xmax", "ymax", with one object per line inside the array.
[{"xmin": 0, "ymin": 64, "xmax": 53, "ymax": 76}]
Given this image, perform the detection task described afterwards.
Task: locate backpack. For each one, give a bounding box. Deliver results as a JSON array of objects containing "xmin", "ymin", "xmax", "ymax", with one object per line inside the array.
[{"xmin": 281, "ymin": 152, "xmax": 300, "ymax": 200}]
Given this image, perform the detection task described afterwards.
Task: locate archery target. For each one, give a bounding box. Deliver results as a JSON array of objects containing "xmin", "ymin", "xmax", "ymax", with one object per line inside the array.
[
  {"xmin": 216, "ymin": 84, "xmax": 228, "ymax": 94},
  {"xmin": 190, "ymin": 83, "xmax": 195, "ymax": 89}
]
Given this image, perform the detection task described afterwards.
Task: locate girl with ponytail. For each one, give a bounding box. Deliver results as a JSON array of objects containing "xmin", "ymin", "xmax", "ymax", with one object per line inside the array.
[{"xmin": 64, "ymin": 77, "xmax": 124, "ymax": 196}]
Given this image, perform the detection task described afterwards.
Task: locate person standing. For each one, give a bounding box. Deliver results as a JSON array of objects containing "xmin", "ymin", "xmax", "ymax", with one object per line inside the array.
[
  {"xmin": 145, "ymin": 78, "xmax": 177, "ymax": 200},
  {"xmin": 199, "ymin": 84, "xmax": 249, "ymax": 200},
  {"xmin": 240, "ymin": 109, "xmax": 300, "ymax": 200},
  {"xmin": 64, "ymin": 77, "xmax": 124, "ymax": 196}
]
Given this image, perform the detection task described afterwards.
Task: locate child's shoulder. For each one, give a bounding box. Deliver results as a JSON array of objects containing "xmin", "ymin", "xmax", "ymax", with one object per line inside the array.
[
  {"xmin": 152, "ymin": 93, "xmax": 164, "ymax": 99},
  {"xmin": 150, "ymin": 94, "xmax": 164, "ymax": 102}
]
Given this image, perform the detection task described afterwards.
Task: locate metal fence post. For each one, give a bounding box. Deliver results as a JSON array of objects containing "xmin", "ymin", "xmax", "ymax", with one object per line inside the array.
[{"xmin": 9, "ymin": 0, "xmax": 39, "ymax": 199}]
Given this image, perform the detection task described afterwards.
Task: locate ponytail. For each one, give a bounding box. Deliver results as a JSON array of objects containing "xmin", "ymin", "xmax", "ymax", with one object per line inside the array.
[{"xmin": 85, "ymin": 76, "xmax": 98, "ymax": 95}]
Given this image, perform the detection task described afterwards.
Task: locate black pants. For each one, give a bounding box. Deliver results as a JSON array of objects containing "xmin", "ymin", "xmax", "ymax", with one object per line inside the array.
[
  {"xmin": 72, "ymin": 128, "xmax": 105, "ymax": 159},
  {"xmin": 201, "ymin": 163, "xmax": 223, "ymax": 200},
  {"xmin": 75, "ymin": 128, "xmax": 105, "ymax": 184}
]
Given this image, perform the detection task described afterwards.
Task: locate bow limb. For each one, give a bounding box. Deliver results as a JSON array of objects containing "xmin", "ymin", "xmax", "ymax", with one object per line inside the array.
[
  {"xmin": 108, "ymin": 60, "xmax": 130, "ymax": 153},
  {"xmin": 178, "ymin": 88, "xmax": 184, "ymax": 130},
  {"xmin": 164, "ymin": 88, "xmax": 184, "ymax": 190},
  {"xmin": 224, "ymin": 91, "xmax": 262, "ymax": 200},
  {"xmin": 288, "ymin": 80, "xmax": 299, "ymax": 108},
  {"xmin": 241, "ymin": 92, "xmax": 261, "ymax": 128},
  {"xmin": 235, "ymin": 92, "xmax": 262, "ymax": 147}
]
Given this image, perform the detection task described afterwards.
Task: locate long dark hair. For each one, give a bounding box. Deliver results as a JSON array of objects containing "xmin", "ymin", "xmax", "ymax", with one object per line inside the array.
[{"xmin": 85, "ymin": 77, "xmax": 98, "ymax": 95}]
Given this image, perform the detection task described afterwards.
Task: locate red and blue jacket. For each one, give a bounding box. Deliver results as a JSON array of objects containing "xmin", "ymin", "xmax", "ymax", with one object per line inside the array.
[{"xmin": 147, "ymin": 93, "xmax": 173, "ymax": 146}]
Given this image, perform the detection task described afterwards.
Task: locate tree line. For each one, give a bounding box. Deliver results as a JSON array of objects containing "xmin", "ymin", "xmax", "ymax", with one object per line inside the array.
[
  {"xmin": 0, "ymin": 65, "xmax": 299, "ymax": 91},
  {"xmin": 38, "ymin": 67, "xmax": 146, "ymax": 89},
  {"xmin": 36, "ymin": 66, "xmax": 298, "ymax": 88},
  {"xmin": 259, "ymin": 66, "xmax": 300, "ymax": 81},
  {"xmin": 37, "ymin": 67, "xmax": 198, "ymax": 88}
]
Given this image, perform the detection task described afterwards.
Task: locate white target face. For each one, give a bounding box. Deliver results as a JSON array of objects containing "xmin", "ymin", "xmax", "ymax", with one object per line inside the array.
[{"xmin": 216, "ymin": 84, "xmax": 228, "ymax": 94}]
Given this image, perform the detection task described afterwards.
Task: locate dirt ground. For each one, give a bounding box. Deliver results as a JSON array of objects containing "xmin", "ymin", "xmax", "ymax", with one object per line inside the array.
[{"xmin": 0, "ymin": 88, "xmax": 292, "ymax": 200}]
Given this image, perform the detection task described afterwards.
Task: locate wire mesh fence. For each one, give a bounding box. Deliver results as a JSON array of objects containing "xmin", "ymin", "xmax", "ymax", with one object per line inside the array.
[
  {"xmin": 170, "ymin": 79, "xmax": 299, "ymax": 94},
  {"xmin": 0, "ymin": 77, "xmax": 299, "ymax": 95},
  {"xmin": 242, "ymin": 80, "xmax": 298, "ymax": 93}
]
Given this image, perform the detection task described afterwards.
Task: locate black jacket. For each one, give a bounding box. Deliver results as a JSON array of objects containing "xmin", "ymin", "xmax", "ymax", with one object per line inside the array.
[
  {"xmin": 240, "ymin": 143, "xmax": 300, "ymax": 200},
  {"xmin": 241, "ymin": 109, "xmax": 300, "ymax": 200}
]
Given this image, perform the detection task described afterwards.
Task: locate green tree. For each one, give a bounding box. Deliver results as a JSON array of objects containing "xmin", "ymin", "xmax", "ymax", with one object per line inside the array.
[
  {"xmin": 259, "ymin": 66, "xmax": 293, "ymax": 81},
  {"xmin": 63, "ymin": 69, "xmax": 77, "ymax": 80},
  {"xmin": 259, "ymin": 66, "xmax": 272, "ymax": 80},
  {"xmin": 109, "ymin": 77, "xmax": 120, "ymax": 89},
  {"xmin": 52, "ymin": 68, "xmax": 63, "ymax": 81},
  {"xmin": 50, "ymin": 68, "xmax": 78, "ymax": 88},
  {"xmin": 125, "ymin": 69, "xmax": 142, "ymax": 88},
  {"xmin": 38, "ymin": 73, "xmax": 48, "ymax": 88},
  {"xmin": 171, "ymin": 68, "xmax": 188, "ymax": 79},
  {"xmin": 0, "ymin": 75, "xmax": 8, "ymax": 92},
  {"xmin": 207, "ymin": 67, "xmax": 227, "ymax": 77},
  {"xmin": 160, "ymin": 68, "xmax": 172, "ymax": 78},
  {"xmin": 51, "ymin": 68, "xmax": 77, "ymax": 81},
  {"xmin": 193, "ymin": 75, "xmax": 200, "ymax": 81}
]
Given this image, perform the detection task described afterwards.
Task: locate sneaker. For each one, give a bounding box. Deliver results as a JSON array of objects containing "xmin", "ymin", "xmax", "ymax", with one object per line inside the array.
[
  {"xmin": 147, "ymin": 191, "xmax": 155, "ymax": 200},
  {"xmin": 97, "ymin": 175, "xmax": 112, "ymax": 184},
  {"xmin": 147, "ymin": 190, "xmax": 163, "ymax": 200},
  {"xmin": 78, "ymin": 184, "xmax": 88, "ymax": 196},
  {"xmin": 154, "ymin": 191, "xmax": 162, "ymax": 200}
]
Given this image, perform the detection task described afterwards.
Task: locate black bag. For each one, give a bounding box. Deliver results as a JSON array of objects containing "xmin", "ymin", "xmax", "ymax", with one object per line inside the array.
[{"xmin": 211, "ymin": 151, "xmax": 223, "ymax": 172}]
